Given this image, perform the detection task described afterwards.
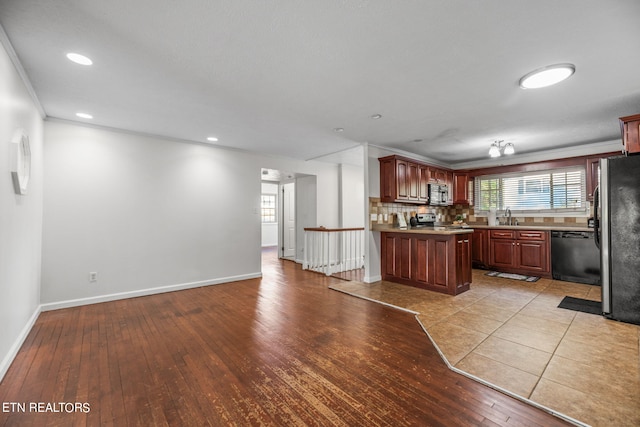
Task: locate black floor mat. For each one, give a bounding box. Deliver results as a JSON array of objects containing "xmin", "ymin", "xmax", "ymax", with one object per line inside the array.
[{"xmin": 557, "ymin": 296, "xmax": 602, "ymax": 315}]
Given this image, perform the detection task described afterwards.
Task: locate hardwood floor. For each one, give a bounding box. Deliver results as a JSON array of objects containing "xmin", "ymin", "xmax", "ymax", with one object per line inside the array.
[{"xmin": 0, "ymin": 249, "xmax": 572, "ymax": 426}]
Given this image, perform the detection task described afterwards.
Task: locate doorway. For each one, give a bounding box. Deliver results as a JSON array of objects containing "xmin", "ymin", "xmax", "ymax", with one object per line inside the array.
[{"xmin": 281, "ymin": 182, "xmax": 296, "ymax": 260}]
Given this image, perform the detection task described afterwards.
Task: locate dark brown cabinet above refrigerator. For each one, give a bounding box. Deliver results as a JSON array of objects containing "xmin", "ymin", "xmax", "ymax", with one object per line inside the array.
[{"xmin": 620, "ymin": 114, "xmax": 640, "ymax": 154}]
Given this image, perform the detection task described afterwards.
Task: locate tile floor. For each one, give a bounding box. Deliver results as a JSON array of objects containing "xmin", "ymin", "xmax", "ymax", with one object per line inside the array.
[{"xmin": 330, "ymin": 270, "xmax": 640, "ymax": 427}]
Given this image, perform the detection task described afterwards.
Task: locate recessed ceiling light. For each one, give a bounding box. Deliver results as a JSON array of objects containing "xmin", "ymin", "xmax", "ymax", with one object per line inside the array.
[
  {"xmin": 333, "ymin": 127, "xmax": 344, "ymax": 132},
  {"xmin": 76, "ymin": 112, "xmax": 93, "ymax": 119},
  {"xmin": 519, "ymin": 63, "xmax": 575, "ymax": 89},
  {"xmin": 370, "ymin": 114, "xmax": 382, "ymax": 119},
  {"xmin": 207, "ymin": 136, "xmax": 218, "ymax": 142},
  {"xmin": 66, "ymin": 53, "xmax": 93, "ymax": 66}
]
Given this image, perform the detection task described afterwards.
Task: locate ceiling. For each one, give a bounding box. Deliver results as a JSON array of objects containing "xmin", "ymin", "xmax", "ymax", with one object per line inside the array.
[{"xmin": 1, "ymin": 1, "xmax": 639, "ymax": 167}]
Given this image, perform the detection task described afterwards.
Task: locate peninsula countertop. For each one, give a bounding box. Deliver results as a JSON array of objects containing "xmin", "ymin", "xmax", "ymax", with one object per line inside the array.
[
  {"xmin": 371, "ymin": 224, "xmax": 474, "ymax": 235},
  {"xmin": 372, "ymin": 223, "xmax": 594, "ymax": 233}
]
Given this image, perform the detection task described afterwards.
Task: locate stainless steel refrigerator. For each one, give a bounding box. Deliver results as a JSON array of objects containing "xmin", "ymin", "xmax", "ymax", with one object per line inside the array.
[{"xmin": 594, "ymin": 155, "xmax": 640, "ymax": 325}]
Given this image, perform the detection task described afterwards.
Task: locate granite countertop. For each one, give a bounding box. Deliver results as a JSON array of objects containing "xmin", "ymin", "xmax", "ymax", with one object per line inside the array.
[
  {"xmin": 468, "ymin": 224, "xmax": 594, "ymax": 232},
  {"xmin": 372, "ymin": 223, "xmax": 594, "ymax": 233},
  {"xmin": 371, "ymin": 224, "xmax": 474, "ymax": 235}
]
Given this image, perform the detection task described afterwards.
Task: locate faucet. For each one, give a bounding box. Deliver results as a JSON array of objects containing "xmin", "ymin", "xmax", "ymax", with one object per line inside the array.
[{"xmin": 504, "ymin": 207, "xmax": 512, "ymax": 226}]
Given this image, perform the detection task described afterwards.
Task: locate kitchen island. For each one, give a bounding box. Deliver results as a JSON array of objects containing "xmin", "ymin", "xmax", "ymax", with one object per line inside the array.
[{"xmin": 373, "ymin": 225, "xmax": 473, "ymax": 295}]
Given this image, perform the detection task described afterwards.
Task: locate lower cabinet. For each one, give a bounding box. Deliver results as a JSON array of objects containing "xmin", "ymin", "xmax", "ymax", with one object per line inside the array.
[
  {"xmin": 471, "ymin": 229, "xmax": 489, "ymax": 268},
  {"xmin": 381, "ymin": 232, "xmax": 471, "ymax": 295},
  {"xmin": 488, "ymin": 229, "xmax": 550, "ymax": 277}
]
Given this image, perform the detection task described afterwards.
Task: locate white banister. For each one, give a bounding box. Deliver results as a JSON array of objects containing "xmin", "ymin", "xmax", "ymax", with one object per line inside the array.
[{"xmin": 303, "ymin": 227, "xmax": 365, "ymax": 276}]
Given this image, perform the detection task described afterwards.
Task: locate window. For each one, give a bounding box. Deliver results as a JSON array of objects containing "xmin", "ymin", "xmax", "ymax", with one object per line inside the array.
[
  {"xmin": 474, "ymin": 166, "xmax": 586, "ymax": 215},
  {"xmin": 261, "ymin": 194, "xmax": 277, "ymax": 223}
]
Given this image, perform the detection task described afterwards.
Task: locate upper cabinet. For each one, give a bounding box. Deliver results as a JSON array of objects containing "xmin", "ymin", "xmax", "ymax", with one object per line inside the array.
[
  {"xmin": 379, "ymin": 155, "xmax": 456, "ymax": 205},
  {"xmin": 620, "ymin": 114, "xmax": 640, "ymax": 154},
  {"xmin": 429, "ymin": 167, "xmax": 447, "ymax": 183},
  {"xmin": 379, "ymin": 155, "xmax": 468, "ymax": 205},
  {"xmin": 379, "ymin": 156, "xmax": 430, "ymax": 204},
  {"xmin": 452, "ymin": 172, "xmax": 470, "ymax": 205}
]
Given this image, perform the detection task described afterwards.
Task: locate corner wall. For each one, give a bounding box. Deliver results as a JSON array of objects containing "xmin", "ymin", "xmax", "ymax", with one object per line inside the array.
[
  {"xmin": 41, "ymin": 121, "xmax": 342, "ymax": 308},
  {"xmin": 41, "ymin": 121, "xmax": 266, "ymax": 307},
  {"xmin": 0, "ymin": 39, "xmax": 44, "ymax": 380}
]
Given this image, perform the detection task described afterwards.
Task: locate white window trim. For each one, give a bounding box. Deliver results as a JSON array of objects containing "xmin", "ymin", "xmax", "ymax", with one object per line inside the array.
[
  {"xmin": 473, "ymin": 166, "xmax": 590, "ymax": 218},
  {"xmin": 261, "ymin": 193, "xmax": 278, "ymax": 223}
]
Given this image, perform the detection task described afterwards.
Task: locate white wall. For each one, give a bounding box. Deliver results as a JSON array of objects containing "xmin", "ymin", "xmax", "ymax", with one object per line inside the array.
[
  {"xmin": 41, "ymin": 121, "xmax": 342, "ymax": 307},
  {"xmin": 261, "ymin": 182, "xmax": 278, "ymax": 247},
  {"xmin": 339, "ymin": 163, "xmax": 365, "ymax": 228},
  {"xmin": 366, "ymin": 152, "xmax": 382, "ymax": 282},
  {"xmin": 42, "ymin": 121, "xmax": 264, "ymax": 306},
  {"xmin": 295, "ymin": 175, "xmax": 318, "ymax": 263},
  {"xmin": 0, "ymin": 40, "xmax": 44, "ymax": 380}
]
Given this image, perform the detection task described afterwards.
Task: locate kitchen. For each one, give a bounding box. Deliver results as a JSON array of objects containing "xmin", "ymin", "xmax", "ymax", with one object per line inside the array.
[{"xmin": 336, "ymin": 115, "xmax": 640, "ymax": 426}]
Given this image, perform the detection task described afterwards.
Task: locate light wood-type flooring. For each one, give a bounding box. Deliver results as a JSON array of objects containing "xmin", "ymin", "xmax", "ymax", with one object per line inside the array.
[
  {"xmin": 0, "ymin": 248, "xmax": 573, "ymax": 426},
  {"xmin": 331, "ymin": 270, "xmax": 640, "ymax": 427}
]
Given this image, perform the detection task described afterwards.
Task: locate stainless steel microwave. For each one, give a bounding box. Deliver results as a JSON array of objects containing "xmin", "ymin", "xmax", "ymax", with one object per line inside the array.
[{"xmin": 428, "ymin": 184, "xmax": 448, "ymax": 206}]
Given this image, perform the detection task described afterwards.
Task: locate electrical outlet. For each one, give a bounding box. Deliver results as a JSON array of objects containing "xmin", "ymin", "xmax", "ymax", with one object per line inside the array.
[{"xmin": 89, "ymin": 272, "xmax": 98, "ymax": 282}]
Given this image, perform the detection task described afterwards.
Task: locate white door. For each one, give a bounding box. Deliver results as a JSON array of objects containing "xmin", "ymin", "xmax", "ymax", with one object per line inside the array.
[{"xmin": 282, "ymin": 182, "xmax": 296, "ymax": 259}]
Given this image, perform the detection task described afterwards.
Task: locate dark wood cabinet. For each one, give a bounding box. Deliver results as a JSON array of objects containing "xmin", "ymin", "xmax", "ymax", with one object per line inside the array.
[
  {"xmin": 586, "ymin": 157, "xmax": 600, "ymax": 201},
  {"xmin": 456, "ymin": 236, "xmax": 472, "ymax": 288},
  {"xmin": 397, "ymin": 159, "xmax": 411, "ymax": 200},
  {"xmin": 379, "ymin": 156, "xmax": 429, "ymax": 204},
  {"xmin": 489, "ymin": 230, "xmax": 517, "ymax": 269},
  {"xmin": 453, "ymin": 172, "xmax": 470, "ymax": 205},
  {"xmin": 418, "ymin": 164, "xmax": 429, "ymax": 201},
  {"xmin": 471, "ymin": 228, "xmax": 488, "ymax": 268},
  {"xmin": 620, "ymin": 114, "xmax": 640, "ymax": 154},
  {"xmin": 381, "ymin": 231, "xmax": 471, "ymax": 295},
  {"xmin": 429, "ymin": 167, "xmax": 447, "ymax": 183},
  {"xmin": 488, "ymin": 229, "xmax": 550, "ymax": 277},
  {"xmin": 379, "ymin": 155, "xmax": 462, "ymax": 205}
]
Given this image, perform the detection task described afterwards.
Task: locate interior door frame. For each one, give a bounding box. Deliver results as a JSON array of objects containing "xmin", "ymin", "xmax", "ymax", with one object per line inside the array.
[{"xmin": 280, "ymin": 180, "xmax": 296, "ymax": 260}]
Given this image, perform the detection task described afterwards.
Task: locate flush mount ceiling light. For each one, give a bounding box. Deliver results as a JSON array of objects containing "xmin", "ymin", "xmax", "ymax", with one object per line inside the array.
[
  {"xmin": 519, "ymin": 63, "xmax": 575, "ymax": 89},
  {"xmin": 370, "ymin": 114, "xmax": 382, "ymax": 119},
  {"xmin": 333, "ymin": 127, "xmax": 344, "ymax": 132},
  {"xmin": 66, "ymin": 52, "xmax": 93, "ymax": 66},
  {"xmin": 75, "ymin": 112, "xmax": 93, "ymax": 119},
  {"xmin": 489, "ymin": 140, "xmax": 515, "ymax": 158},
  {"xmin": 206, "ymin": 136, "xmax": 218, "ymax": 142}
]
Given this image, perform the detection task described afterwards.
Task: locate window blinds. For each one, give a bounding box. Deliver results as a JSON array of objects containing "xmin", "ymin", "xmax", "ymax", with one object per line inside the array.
[{"xmin": 474, "ymin": 166, "xmax": 586, "ymax": 214}]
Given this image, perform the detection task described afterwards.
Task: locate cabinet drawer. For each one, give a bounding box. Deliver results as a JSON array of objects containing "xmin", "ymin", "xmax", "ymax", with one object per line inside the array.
[
  {"xmin": 490, "ymin": 230, "xmax": 516, "ymax": 239},
  {"xmin": 516, "ymin": 230, "xmax": 547, "ymax": 241}
]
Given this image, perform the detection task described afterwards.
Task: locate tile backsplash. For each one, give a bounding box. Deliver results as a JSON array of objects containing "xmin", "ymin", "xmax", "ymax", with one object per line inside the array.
[{"xmin": 369, "ymin": 198, "xmax": 592, "ymax": 228}]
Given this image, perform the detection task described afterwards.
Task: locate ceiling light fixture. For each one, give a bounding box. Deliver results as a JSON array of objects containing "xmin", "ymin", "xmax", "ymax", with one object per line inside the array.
[
  {"xmin": 207, "ymin": 136, "xmax": 218, "ymax": 142},
  {"xmin": 370, "ymin": 114, "xmax": 382, "ymax": 119},
  {"xmin": 76, "ymin": 112, "xmax": 93, "ymax": 119},
  {"xmin": 333, "ymin": 127, "xmax": 344, "ymax": 132},
  {"xmin": 489, "ymin": 140, "xmax": 515, "ymax": 158},
  {"xmin": 66, "ymin": 52, "xmax": 93, "ymax": 66},
  {"xmin": 519, "ymin": 63, "xmax": 575, "ymax": 89}
]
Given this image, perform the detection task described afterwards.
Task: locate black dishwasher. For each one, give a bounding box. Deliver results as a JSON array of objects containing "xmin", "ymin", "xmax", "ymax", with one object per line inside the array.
[{"xmin": 551, "ymin": 231, "xmax": 600, "ymax": 285}]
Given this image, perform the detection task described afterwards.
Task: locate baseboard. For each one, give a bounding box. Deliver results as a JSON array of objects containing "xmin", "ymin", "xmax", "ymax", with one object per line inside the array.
[
  {"xmin": 0, "ymin": 305, "xmax": 42, "ymax": 382},
  {"xmin": 40, "ymin": 272, "xmax": 262, "ymax": 312},
  {"xmin": 364, "ymin": 274, "xmax": 382, "ymax": 283}
]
